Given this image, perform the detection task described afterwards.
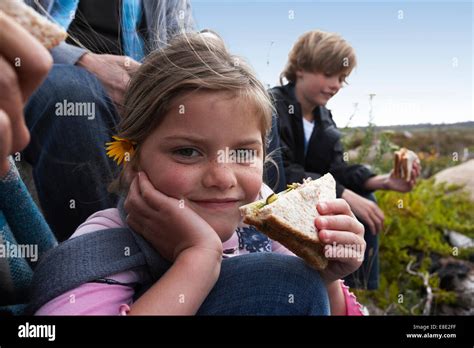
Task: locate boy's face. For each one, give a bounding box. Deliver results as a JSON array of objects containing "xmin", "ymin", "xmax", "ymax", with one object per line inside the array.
[
  {"xmin": 296, "ymin": 70, "xmax": 345, "ymax": 107},
  {"xmin": 139, "ymin": 90, "xmax": 264, "ymax": 242}
]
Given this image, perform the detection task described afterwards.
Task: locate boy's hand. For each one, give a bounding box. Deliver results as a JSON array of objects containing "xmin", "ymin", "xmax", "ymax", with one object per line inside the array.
[
  {"xmin": 341, "ymin": 189, "xmax": 384, "ymax": 235},
  {"xmin": 385, "ymin": 160, "xmax": 422, "ymax": 192},
  {"xmin": 315, "ymin": 199, "xmax": 366, "ymax": 284},
  {"xmin": 124, "ymin": 172, "xmax": 223, "ymax": 262}
]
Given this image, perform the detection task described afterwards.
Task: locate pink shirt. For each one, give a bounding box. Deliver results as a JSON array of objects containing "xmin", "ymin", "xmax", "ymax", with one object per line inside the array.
[{"xmin": 35, "ymin": 184, "xmax": 364, "ymax": 316}]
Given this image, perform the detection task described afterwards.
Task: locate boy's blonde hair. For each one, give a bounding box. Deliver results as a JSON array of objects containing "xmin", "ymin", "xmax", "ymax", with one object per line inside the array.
[
  {"xmin": 280, "ymin": 30, "xmax": 357, "ymax": 84},
  {"xmin": 111, "ymin": 32, "xmax": 274, "ymax": 193}
]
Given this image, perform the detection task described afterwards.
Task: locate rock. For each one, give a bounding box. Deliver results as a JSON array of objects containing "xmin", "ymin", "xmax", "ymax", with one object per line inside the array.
[
  {"xmin": 403, "ymin": 131, "xmax": 413, "ymax": 138},
  {"xmin": 445, "ymin": 230, "xmax": 474, "ymax": 249},
  {"xmin": 434, "ymin": 159, "xmax": 474, "ymax": 201},
  {"xmin": 434, "ymin": 257, "xmax": 474, "ymax": 315}
]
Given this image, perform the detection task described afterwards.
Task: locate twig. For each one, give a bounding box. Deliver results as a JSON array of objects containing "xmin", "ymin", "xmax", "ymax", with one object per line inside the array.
[{"xmin": 406, "ymin": 259, "xmax": 434, "ymax": 315}]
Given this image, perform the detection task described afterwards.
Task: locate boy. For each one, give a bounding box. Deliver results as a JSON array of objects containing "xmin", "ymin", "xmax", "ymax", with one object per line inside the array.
[{"xmin": 270, "ymin": 30, "xmax": 420, "ymax": 289}]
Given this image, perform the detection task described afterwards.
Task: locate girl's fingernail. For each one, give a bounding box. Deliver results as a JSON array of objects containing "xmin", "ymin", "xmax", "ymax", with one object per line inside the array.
[
  {"xmin": 319, "ymin": 203, "xmax": 327, "ymax": 211},
  {"xmin": 319, "ymin": 217, "xmax": 327, "ymax": 226},
  {"xmin": 319, "ymin": 230, "xmax": 330, "ymax": 241}
]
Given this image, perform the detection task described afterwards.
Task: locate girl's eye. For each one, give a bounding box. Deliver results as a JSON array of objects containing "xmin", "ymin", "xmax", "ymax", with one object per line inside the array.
[{"xmin": 174, "ymin": 148, "xmax": 201, "ymax": 158}]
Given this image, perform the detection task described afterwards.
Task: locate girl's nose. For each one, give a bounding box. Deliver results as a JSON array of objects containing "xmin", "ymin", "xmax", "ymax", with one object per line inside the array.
[{"xmin": 202, "ymin": 162, "xmax": 237, "ymax": 190}]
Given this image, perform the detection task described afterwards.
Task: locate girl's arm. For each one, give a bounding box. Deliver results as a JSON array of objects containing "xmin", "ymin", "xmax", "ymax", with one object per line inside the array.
[
  {"xmin": 124, "ymin": 172, "xmax": 224, "ymax": 314},
  {"xmin": 315, "ymin": 199, "xmax": 366, "ymax": 315},
  {"xmin": 326, "ymin": 280, "xmax": 346, "ymax": 315},
  {"xmin": 128, "ymin": 247, "xmax": 221, "ymax": 315}
]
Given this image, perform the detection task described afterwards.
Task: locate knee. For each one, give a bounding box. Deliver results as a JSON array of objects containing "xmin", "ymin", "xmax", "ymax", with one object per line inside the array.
[
  {"xmin": 230, "ymin": 253, "xmax": 330, "ymax": 314},
  {"xmin": 32, "ymin": 64, "xmax": 108, "ymax": 104}
]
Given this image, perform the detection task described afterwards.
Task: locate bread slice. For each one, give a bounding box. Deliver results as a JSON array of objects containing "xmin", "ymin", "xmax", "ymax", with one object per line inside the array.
[
  {"xmin": 0, "ymin": 0, "xmax": 67, "ymax": 49},
  {"xmin": 393, "ymin": 148, "xmax": 419, "ymax": 182},
  {"xmin": 240, "ymin": 173, "xmax": 336, "ymax": 270}
]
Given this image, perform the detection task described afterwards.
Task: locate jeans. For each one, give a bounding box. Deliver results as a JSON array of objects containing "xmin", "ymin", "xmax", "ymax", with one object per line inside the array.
[
  {"xmin": 343, "ymin": 193, "xmax": 380, "ymax": 290},
  {"xmin": 23, "ymin": 64, "xmax": 120, "ymax": 242},
  {"xmin": 198, "ymin": 253, "xmax": 330, "ymax": 315}
]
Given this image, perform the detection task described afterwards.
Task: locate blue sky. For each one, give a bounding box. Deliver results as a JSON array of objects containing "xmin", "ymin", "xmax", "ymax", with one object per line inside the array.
[{"xmin": 191, "ymin": 0, "xmax": 473, "ymax": 127}]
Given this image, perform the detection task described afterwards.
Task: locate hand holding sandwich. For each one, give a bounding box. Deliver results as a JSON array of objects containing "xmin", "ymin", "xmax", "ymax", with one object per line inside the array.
[
  {"xmin": 364, "ymin": 148, "xmax": 422, "ymax": 193},
  {"xmin": 315, "ymin": 199, "xmax": 366, "ymax": 283},
  {"xmin": 385, "ymin": 158, "xmax": 421, "ymax": 192},
  {"xmin": 0, "ymin": 10, "xmax": 53, "ymax": 176}
]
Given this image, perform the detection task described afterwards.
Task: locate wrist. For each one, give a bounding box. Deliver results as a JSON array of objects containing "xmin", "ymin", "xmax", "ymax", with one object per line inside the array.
[
  {"xmin": 76, "ymin": 52, "xmax": 97, "ymax": 71},
  {"xmin": 364, "ymin": 174, "xmax": 389, "ymax": 191},
  {"xmin": 176, "ymin": 246, "xmax": 222, "ymax": 276},
  {"xmin": 326, "ymin": 280, "xmax": 346, "ymax": 315},
  {"xmin": 381, "ymin": 174, "xmax": 391, "ymax": 190},
  {"xmin": 341, "ymin": 188, "xmax": 355, "ymax": 202}
]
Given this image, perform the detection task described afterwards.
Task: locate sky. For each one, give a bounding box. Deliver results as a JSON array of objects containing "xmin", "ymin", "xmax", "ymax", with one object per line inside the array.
[{"xmin": 191, "ymin": 0, "xmax": 473, "ymax": 127}]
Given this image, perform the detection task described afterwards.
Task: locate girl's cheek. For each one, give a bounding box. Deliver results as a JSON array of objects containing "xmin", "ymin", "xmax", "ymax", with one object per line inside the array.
[
  {"xmin": 150, "ymin": 164, "xmax": 200, "ymax": 198},
  {"xmin": 238, "ymin": 165, "xmax": 263, "ymax": 202}
]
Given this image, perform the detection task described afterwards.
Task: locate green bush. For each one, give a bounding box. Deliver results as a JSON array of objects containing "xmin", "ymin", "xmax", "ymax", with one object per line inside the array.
[{"xmin": 354, "ymin": 179, "xmax": 474, "ymax": 314}]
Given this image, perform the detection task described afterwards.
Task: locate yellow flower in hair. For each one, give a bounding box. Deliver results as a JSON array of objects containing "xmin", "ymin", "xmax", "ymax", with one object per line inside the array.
[{"xmin": 106, "ymin": 136, "xmax": 136, "ymax": 165}]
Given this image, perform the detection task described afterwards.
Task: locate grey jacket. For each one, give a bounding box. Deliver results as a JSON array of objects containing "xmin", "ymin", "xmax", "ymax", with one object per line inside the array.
[{"xmin": 25, "ymin": 0, "xmax": 194, "ymax": 64}]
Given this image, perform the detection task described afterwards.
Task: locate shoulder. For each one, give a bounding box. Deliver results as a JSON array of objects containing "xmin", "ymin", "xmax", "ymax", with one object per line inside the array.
[
  {"xmin": 268, "ymin": 84, "xmax": 291, "ymax": 103},
  {"xmin": 320, "ymin": 107, "xmax": 337, "ymax": 127},
  {"xmin": 71, "ymin": 208, "xmax": 125, "ymax": 239}
]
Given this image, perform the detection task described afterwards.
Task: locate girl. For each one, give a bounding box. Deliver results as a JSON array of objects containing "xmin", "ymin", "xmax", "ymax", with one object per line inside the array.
[{"xmin": 31, "ymin": 32, "xmax": 366, "ymax": 315}]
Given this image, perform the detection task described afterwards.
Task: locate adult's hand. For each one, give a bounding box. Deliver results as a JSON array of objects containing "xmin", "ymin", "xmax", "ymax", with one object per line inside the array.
[
  {"xmin": 341, "ymin": 188, "xmax": 384, "ymax": 235},
  {"xmin": 77, "ymin": 53, "xmax": 141, "ymax": 110},
  {"xmin": 0, "ymin": 10, "xmax": 53, "ymax": 176}
]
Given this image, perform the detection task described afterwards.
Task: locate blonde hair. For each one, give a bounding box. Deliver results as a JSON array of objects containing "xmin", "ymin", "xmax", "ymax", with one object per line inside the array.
[
  {"xmin": 280, "ymin": 30, "xmax": 357, "ymax": 84},
  {"xmin": 111, "ymin": 32, "xmax": 274, "ymax": 193}
]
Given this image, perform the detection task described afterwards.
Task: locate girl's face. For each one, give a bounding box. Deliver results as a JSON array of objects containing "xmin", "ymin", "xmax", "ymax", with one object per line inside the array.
[
  {"xmin": 139, "ymin": 90, "xmax": 264, "ymax": 242},
  {"xmin": 296, "ymin": 69, "xmax": 345, "ymax": 107}
]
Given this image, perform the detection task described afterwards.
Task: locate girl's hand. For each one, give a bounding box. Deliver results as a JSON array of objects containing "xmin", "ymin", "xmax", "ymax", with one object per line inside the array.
[
  {"xmin": 124, "ymin": 172, "xmax": 223, "ymax": 262},
  {"xmin": 314, "ymin": 199, "xmax": 366, "ymax": 283}
]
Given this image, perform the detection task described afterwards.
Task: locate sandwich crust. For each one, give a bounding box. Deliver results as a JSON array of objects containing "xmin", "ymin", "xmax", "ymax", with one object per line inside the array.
[
  {"xmin": 243, "ymin": 213, "xmax": 328, "ymax": 270},
  {"xmin": 0, "ymin": 0, "xmax": 67, "ymax": 49}
]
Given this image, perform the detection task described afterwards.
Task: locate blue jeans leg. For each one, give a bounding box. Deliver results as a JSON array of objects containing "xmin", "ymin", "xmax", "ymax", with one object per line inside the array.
[
  {"xmin": 197, "ymin": 253, "xmax": 330, "ymax": 315},
  {"xmin": 22, "ymin": 64, "xmax": 120, "ymax": 241},
  {"xmin": 343, "ymin": 193, "xmax": 380, "ymax": 290}
]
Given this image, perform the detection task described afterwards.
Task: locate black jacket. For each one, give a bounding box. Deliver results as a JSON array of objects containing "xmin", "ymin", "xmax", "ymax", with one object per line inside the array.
[{"xmin": 270, "ymin": 83, "xmax": 375, "ymax": 197}]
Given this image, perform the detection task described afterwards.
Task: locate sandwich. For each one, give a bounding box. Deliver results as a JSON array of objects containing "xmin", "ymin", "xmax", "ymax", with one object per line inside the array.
[
  {"xmin": 239, "ymin": 173, "xmax": 336, "ymax": 270},
  {"xmin": 393, "ymin": 147, "xmax": 419, "ymax": 182},
  {"xmin": 0, "ymin": 0, "xmax": 67, "ymax": 49}
]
